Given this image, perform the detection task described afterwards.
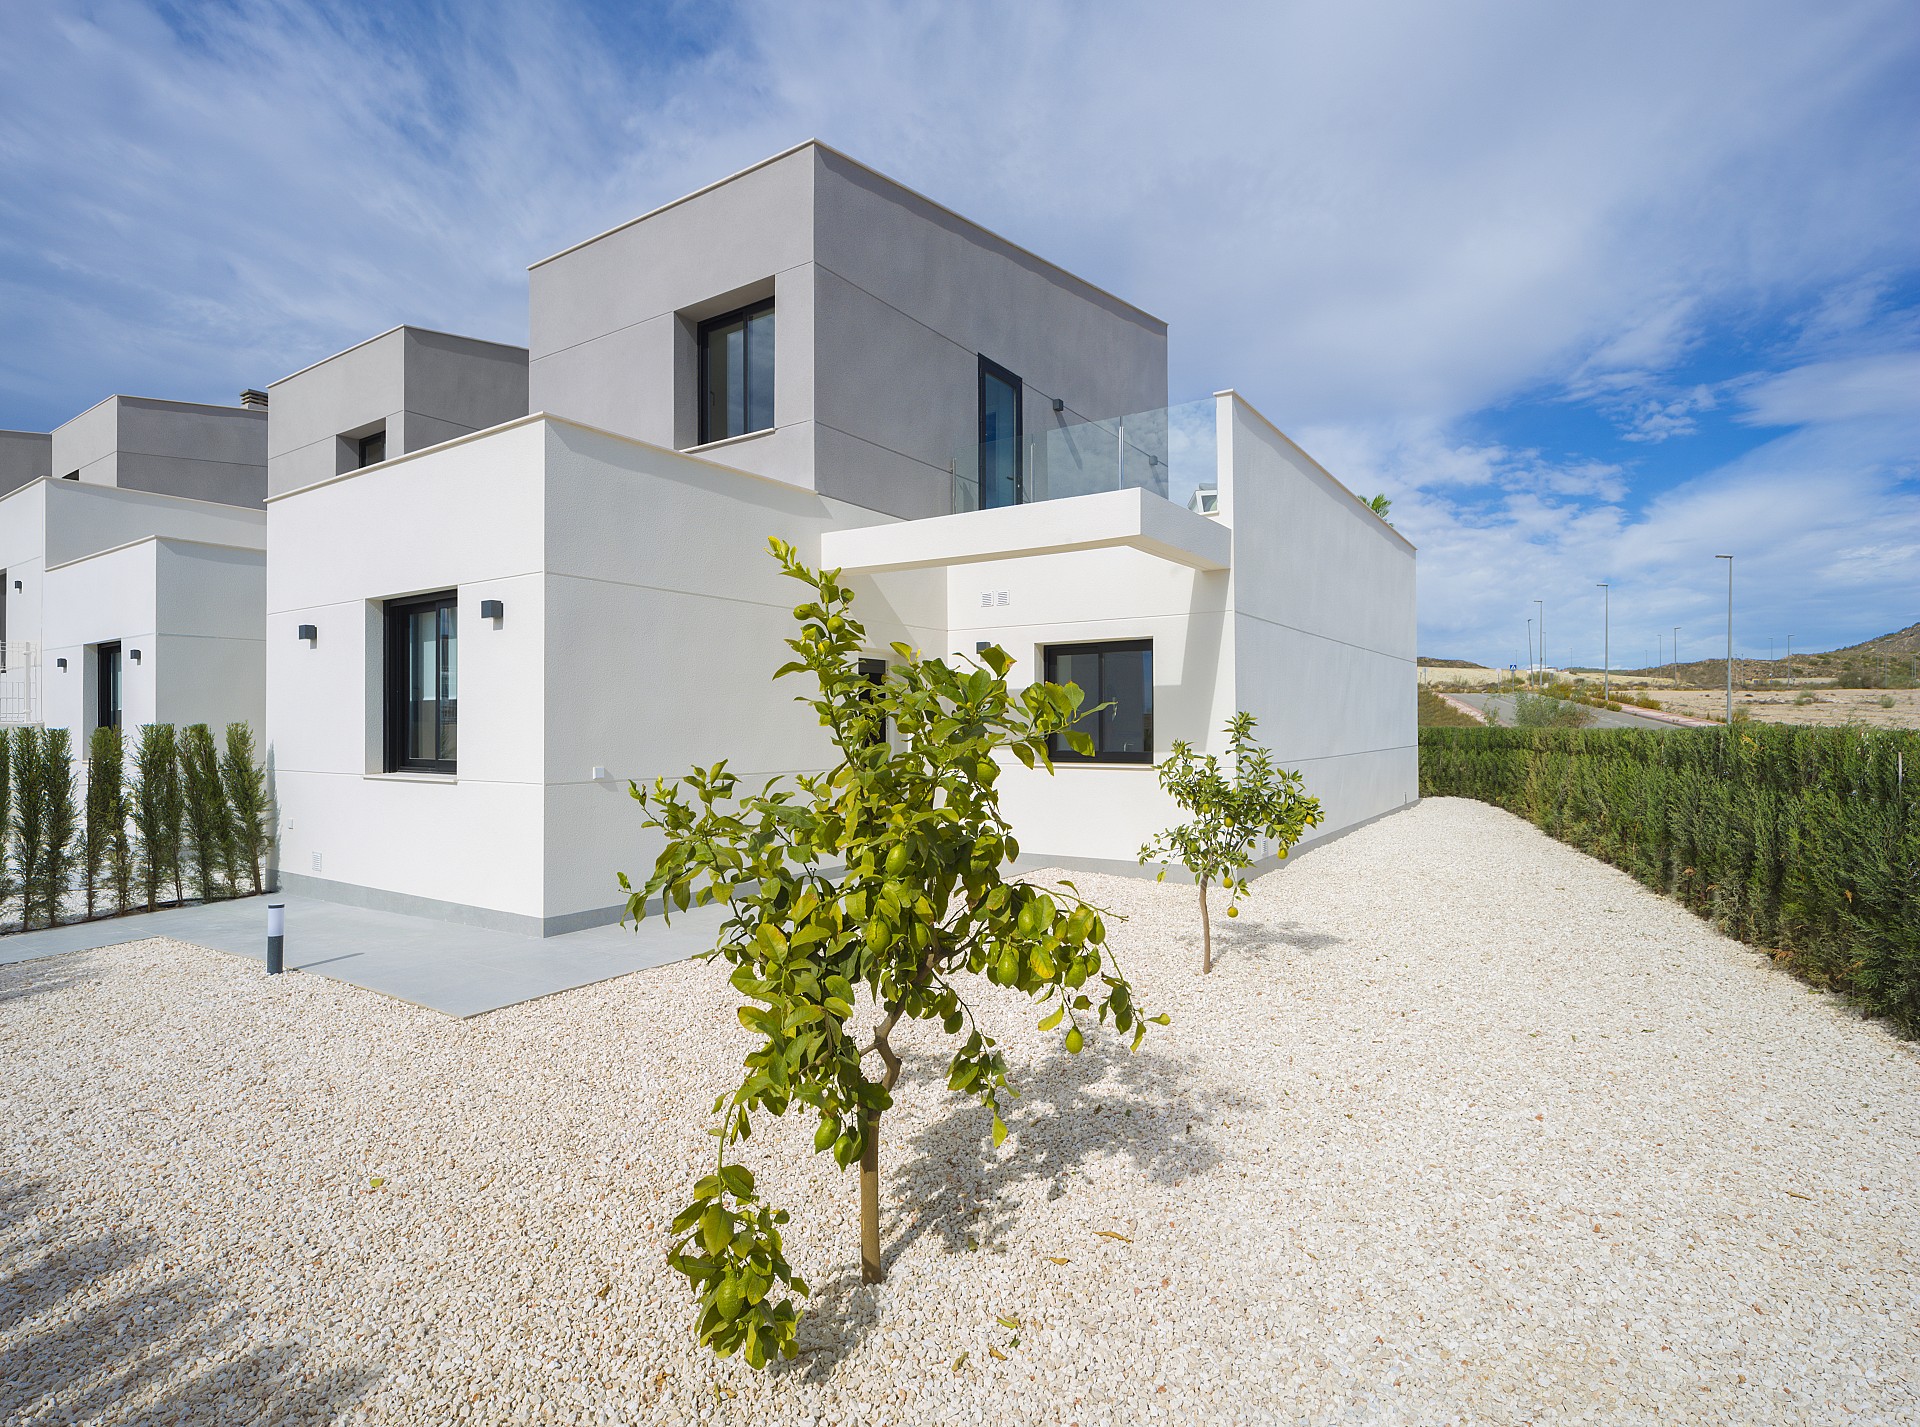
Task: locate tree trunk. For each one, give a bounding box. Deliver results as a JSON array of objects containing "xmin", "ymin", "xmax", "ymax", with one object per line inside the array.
[
  {"xmin": 1199, "ymin": 879, "xmax": 1212, "ymax": 974},
  {"xmin": 860, "ymin": 1111, "xmax": 883, "ymax": 1283}
]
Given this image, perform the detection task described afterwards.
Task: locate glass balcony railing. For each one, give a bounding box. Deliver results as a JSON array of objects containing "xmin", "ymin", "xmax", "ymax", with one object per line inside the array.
[{"xmin": 951, "ymin": 398, "xmax": 1218, "ymax": 516}]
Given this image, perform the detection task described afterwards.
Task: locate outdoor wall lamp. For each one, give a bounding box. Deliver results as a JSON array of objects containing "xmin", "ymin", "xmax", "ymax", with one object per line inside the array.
[
  {"xmin": 10, "ymin": 579, "xmax": 18, "ymax": 591},
  {"xmin": 1051, "ymin": 397, "xmax": 1064, "ymax": 412},
  {"xmin": 130, "ymin": 649, "xmax": 142, "ymax": 663},
  {"xmin": 298, "ymin": 624, "xmax": 317, "ymax": 645},
  {"xmin": 56, "ymin": 657, "xmax": 67, "ymax": 671},
  {"xmin": 480, "ymin": 599, "xmax": 504, "ymax": 624}
]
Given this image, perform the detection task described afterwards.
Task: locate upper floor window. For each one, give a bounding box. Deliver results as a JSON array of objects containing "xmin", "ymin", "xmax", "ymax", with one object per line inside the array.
[
  {"xmin": 1043, "ymin": 639, "xmax": 1152, "ymax": 764},
  {"xmin": 385, "ymin": 592, "xmax": 457, "ymax": 773},
  {"xmin": 978, "ymin": 357, "xmax": 1023, "ymax": 509},
  {"xmin": 357, "ymin": 429, "xmax": 387, "ymax": 468},
  {"xmin": 698, "ymin": 300, "xmax": 775, "ymax": 444}
]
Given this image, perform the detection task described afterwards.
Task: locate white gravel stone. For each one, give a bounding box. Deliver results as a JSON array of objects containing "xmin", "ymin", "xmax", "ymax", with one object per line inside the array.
[{"xmin": 3, "ymin": 796, "xmax": 1917, "ymax": 1425}]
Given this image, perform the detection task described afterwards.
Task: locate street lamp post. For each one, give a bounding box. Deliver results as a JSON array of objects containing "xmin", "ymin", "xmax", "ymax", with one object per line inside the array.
[
  {"xmin": 1673, "ymin": 626, "xmax": 1681, "ymax": 689},
  {"xmin": 1526, "ymin": 617, "xmax": 1534, "ymax": 691},
  {"xmin": 1534, "ymin": 599, "xmax": 1545, "ymax": 687},
  {"xmin": 1716, "ymin": 555, "xmax": 1734, "ymax": 725},
  {"xmin": 1596, "ymin": 583, "xmax": 1610, "ymax": 703}
]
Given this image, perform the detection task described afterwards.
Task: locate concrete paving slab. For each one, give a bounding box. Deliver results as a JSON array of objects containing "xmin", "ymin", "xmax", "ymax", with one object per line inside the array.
[{"xmin": 0, "ymin": 894, "xmax": 725, "ymax": 1017}]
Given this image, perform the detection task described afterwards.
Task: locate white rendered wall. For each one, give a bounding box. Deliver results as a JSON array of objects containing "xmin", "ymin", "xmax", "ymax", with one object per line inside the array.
[
  {"xmin": 536, "ymin": 419, "xmax": 934, "ymax": 927},
  {"xmin": 0, "ymin": 482, "xmax": 48, "ymax": 659},
  {"xmin": 40, "ymin": 538, "xmax": 265, "ymax": 741},
  {"xmin": 935, "ymin": 545, "xmax": 1234, "ymax": 867},
  {"xmin": 41, "ymin": 539, "xmax": 161, "ymax": 737},
  {"xmin": 1221, "ymin": 395, "xmax": 1417, "ymax": 847},
  {"xmin": 267, "ymin": 419, "xmax": 550, "ymax": 926}
]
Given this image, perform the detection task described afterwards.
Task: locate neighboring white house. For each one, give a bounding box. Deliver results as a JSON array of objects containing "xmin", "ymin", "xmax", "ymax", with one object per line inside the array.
[
  {"xmin": 1, "ymin": 398, "xmax": 269, "ymax": 738},
  {"xmin": 265, "ymin": 141, "xmax": 1417, "ymax": 936}
]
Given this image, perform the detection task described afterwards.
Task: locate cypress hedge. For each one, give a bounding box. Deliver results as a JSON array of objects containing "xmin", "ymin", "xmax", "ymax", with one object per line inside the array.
[
  {"xmin": 1420, "ymin": 723, "xmax": 1920, "ymax": 1037},
  {"xmin": 0, "ymin": 720, "xmax": 273, "ymax": 930}
]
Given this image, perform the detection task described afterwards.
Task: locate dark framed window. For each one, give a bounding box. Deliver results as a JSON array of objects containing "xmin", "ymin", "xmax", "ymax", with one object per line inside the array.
[
  {"xmin": 384, "ymin": 592, "xmax": 458, "ymax": 773},
  {"xmin": 697, "ymin": 299, "xmax": 775, "ymax": 444},
  {"xmin": 357, "ymin": 429, "xmax": 387, "ymax": 468},
  {"xmin": 96, "ymin": 642, "xmax": 122, "ymax": 731},
  {"xmin": 1044, "ymin": 639, "xmax": 1152, "ymax": 763},
  {"xmin": 978, "ymin": 356, "xmax": 1023, "ymax": 509},
  {"xmin": 857, "ymin": 657, "xmax": 888, "ymax": 747}
]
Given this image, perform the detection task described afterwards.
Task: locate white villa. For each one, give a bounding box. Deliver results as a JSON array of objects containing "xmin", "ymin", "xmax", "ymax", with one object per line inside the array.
[{"xmin": 6, "ymin": 142, "xmax": 1416, "ymax": 937}]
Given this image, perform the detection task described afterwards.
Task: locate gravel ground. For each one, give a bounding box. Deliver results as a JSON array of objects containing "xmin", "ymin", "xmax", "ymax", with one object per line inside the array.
[{"xmin": 4, "ymin": 796, "xmax": 1917, "ymax": 1426}]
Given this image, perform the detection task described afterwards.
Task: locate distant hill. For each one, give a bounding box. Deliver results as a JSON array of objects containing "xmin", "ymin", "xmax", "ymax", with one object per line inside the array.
[
  {"xmin": 1418, "ymin": 657, "xmax": 1485, "ymax": 669},
  {"xmin": 1616, "ymin": 620, "xmax": 1919, "ymax": 685}
]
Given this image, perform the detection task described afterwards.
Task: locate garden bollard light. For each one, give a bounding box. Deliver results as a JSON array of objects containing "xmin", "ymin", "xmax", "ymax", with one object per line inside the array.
[{"xmin": 266, "ymin": 902, "xmax": 284, "ymax": 975}]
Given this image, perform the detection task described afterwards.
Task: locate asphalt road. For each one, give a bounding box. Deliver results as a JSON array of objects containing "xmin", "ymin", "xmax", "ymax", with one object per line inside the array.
[{"xmin": 1454, "ymin": 692, "xmax": 1680, "ymax": 730}]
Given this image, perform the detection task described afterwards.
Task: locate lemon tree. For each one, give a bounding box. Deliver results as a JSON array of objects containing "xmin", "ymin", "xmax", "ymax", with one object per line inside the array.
[
  {"xmin": 623, "ymin": 539, "xmax": 1164, "ymax": 1368},
  {"xmin": 1139, "ymin": 711, "xmax": 1323, "ymax": 973}
]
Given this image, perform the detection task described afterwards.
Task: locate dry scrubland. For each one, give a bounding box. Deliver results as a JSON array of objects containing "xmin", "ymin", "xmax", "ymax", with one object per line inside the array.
[
  {"xmin": 1654, "ymin": 687, "xmax": 1920, "ymax": 730},
  {"xmin": 5, "ymin": 799, "xmax": 1919, "ymax": 1426}
]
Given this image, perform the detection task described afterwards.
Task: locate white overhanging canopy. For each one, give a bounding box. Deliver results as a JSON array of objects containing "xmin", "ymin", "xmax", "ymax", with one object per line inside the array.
[{"xmin": 819, "ymin": 487, "xmax": 1230, "ymax": 575}]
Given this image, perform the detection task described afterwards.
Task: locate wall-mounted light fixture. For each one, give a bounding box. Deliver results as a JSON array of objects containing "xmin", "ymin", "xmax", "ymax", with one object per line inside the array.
[
  {"xmin": 298, "ymin": 624, "xmax": 317, "ymax": 645},
  {"xmin": 10, "ymin": 579, "xmax": 18, "ymax": 592},
  {"xmin": 480, "ymin": 599, "xmax": 504, "ymax": 624},
  {"xmin": 56, "ymin": 657, "xmax": 67, "ymax": 671},
  {"xmin": 130, "ymin": 649, "xmax": 142, "ymax": 664},
  {"xmin": 1051, "ymin": 397, "xmax": 1064, "ymax": 413}
]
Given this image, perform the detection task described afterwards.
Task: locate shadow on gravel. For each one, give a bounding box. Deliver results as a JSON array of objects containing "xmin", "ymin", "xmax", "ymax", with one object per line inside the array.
[
  {"xmin": 0, "ymin": 1175, "xmax": 378, "ymax": 1425},
  {"xmin": 1218, "ymin": 919, "xmax": 1346, "ymax": 963},
  {"xmin": 784, "ymin": 1031, "xmax": 1238, "ymax": 1377},
  {"xmin": 0, "ymin": 955, "xmax": 107, "ymax": 1007}
]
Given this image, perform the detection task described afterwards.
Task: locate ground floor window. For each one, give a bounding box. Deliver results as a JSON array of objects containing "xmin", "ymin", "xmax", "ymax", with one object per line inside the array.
[
  {"xmin": 1042, "ymin": 639, "xmax": 1152, "ymax": 763},
  {"xmin": 385, "ymin": 592, "xmax": 458, "ymax": 772},
  {"xmin": 96, "ymin": 641, "xmax": 122, "ymax": 731}
]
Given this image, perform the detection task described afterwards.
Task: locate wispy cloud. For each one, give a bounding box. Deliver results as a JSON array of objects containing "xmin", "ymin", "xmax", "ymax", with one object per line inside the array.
[{"xmin": 2, "ymin": 0, "xmax": 1917, "ymax": 658}]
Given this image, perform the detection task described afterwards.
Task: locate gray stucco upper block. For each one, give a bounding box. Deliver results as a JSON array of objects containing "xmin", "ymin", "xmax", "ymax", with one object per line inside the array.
[
  {"xmin": 267, "ymin": 326, "xmax": 529, "ymax": 496},
  {"xmin": 0, "ymin": 430, "xmax": 51, "ymax": 497},
  {"xmin": 48, "ymin": 397, "xmax": 267, "ymax": 508},
  {"xmin": 526, "ymin": 142, "xmax": 1168, "ymax": 521}
]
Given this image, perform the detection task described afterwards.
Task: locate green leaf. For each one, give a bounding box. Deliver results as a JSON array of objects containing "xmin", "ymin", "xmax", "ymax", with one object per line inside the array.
[
  {"xmin": 991, "ymin": 1115, "xmax": 1009, "ymax": 1148},
  {"xmin": 1037, "ymin": 1005, "xmax": 1064, "ymax": 1032}
]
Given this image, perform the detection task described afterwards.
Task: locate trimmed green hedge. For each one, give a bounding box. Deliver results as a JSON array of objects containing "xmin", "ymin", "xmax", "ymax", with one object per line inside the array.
[{"xmin": 1420, "ymin": 724, "xmax": 1920, "ymax": 1036}]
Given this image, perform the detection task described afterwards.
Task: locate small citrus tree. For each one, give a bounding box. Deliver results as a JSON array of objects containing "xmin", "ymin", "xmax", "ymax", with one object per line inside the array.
[
  {"xmin": 624, "ymin": 539, "xmax": 1164, "ymax": 1369},
  {"xmin": 1139, "ymin": 711, "xmax": 1323, "ymax": 973}
]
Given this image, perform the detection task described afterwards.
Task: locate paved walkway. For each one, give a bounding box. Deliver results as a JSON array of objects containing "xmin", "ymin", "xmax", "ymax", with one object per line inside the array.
[{"xmin": 0, "ymin": 893, "xmax": 726, "ymax": 1017}]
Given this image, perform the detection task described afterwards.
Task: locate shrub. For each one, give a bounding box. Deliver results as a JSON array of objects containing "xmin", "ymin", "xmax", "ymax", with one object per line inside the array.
[
  {"xmin": 180, "ymin": 724, "xmax": 229, "ymax": 903},
  {"xmin": 1513, "ymin": 689, "xmax": 1592, "ymax": 729},
  {"xmin": 84, "ymin": 725, "xmax": 124, "ymax": 918},
  {"xmin": 1420, "ymin": 724, "xmax": 1920, "ymax": 1036},
  {"xmin": 1139, "ymin": 711, "xmax": 1324, "ymax": 973},
  {"xmin": 0, "ymin": 730, "xmax": 12, "ymax": 921},
  {"xmin": 131, "ymin": 724, "xmax": 183, "ymax": 911},
  {"xmin": 624, "ymin": 541, "xmax": 1162, "ymax": 1368},
  {"xmin": 41, "ymin": 728, "xmax": 78, "ymax": 927},
  {"xmin": 1881, "ymin": 695, "xmax": 1897, "ymax": 710},
  {"xmin": 220, "ymin": 723, "xmax": 272, "ymax": 896},
  {"xmin": 9, "ymin": 727, "xmax": 48, "ymax": 928}
]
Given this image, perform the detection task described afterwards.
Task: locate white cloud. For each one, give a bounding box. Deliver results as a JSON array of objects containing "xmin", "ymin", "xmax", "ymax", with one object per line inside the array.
[
  {"xmin": 1, "ymin": 0, "xmax": 1916, "ymax": 657},
  {"xmin": 1736, "ymin": 352, "xmax": 1920, "ymax": 426}
]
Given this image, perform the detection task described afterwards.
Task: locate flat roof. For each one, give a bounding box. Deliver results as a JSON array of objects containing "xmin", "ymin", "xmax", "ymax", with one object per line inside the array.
[
  {"xmin": 267, "ymin": 324, "xmax": 530, "ymax": 389},
  {"xmin": 528, "ymin": 140, "xmax": 1166, "ymax": 329}
]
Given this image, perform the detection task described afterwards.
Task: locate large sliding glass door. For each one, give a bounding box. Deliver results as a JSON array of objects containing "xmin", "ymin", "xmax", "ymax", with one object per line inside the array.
[{"xmin": 978, "ymin": 356, "xmax": 1023, "ymax": 508}]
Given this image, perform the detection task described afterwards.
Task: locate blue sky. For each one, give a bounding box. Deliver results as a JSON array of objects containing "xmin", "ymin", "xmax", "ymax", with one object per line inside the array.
[{"xmin": 3, "ymin": 0, "xmax": 1916, "ymax": 667}]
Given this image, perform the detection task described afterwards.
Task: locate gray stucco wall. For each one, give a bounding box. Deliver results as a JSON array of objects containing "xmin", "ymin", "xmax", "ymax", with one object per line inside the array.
[
  {"xmin": 810, "ymin": 148, "xmax": 1167, "ymax": 520},
  {"xmin": 267, "ymin": 327, "xmax": 529, "ymax": 497},
  {"xmin": 0, "ymin": 431, "xmax": 50, "ymax": 496},
  {"xmin": 50, "ymin": 397, "xmax": 266, "ymax": 507},
  {"xmin": 527, "ymin": 142, "xmax": 1168, "ymax": 522}
]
